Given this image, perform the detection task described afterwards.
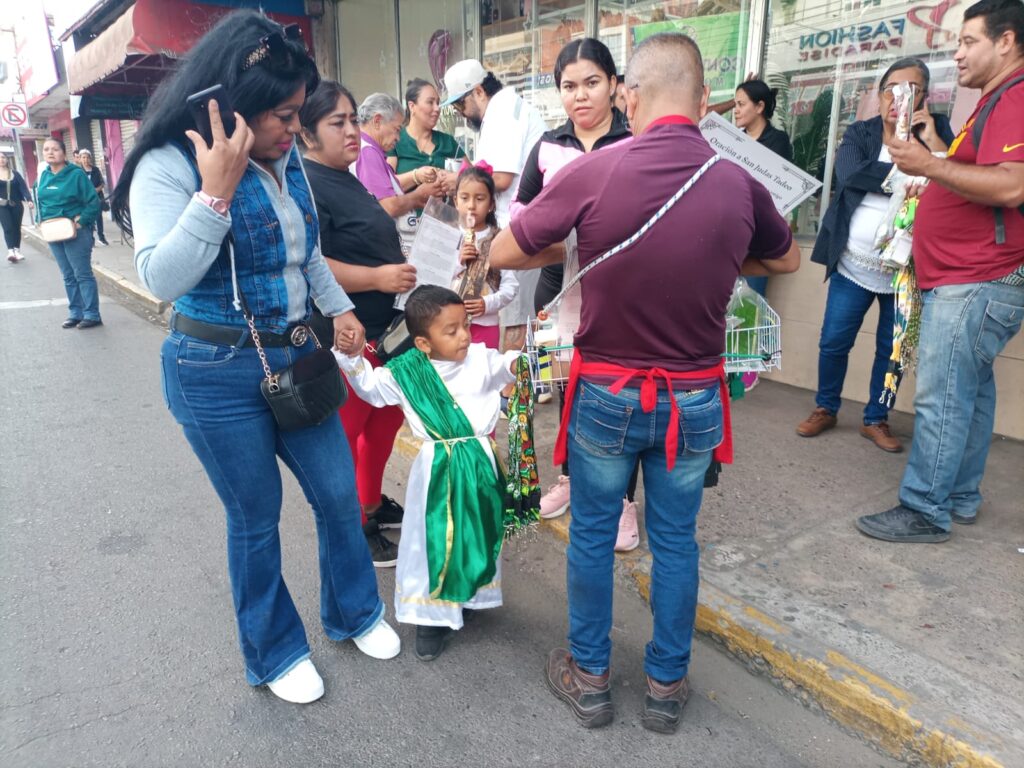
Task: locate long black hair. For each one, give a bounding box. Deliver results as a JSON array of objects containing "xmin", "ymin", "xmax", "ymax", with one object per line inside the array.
[
  {"xmin": 736, "ymin": 79, "xmax": 779, "ymax": 120},
  {"xmin": 554, "ymin": 37, "xmax": 618, "ymax": 88},
  {"xmin": 111, "ymin": 11, "xmax": 319, "ymax": 235}
]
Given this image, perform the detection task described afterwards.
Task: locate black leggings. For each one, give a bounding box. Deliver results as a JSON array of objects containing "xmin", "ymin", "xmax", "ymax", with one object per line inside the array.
[{"xmin": 0, "ymin": 203, "xmax": 24, "ymax": 249}]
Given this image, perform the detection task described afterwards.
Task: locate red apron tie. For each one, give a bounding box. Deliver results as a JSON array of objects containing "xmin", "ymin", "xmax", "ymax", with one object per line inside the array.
[{"xmin": 553, "ymin": 352, "xmax": 733, "ymax": 472}]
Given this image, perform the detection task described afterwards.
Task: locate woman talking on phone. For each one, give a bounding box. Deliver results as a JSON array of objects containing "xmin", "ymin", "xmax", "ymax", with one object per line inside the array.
[{"xmin": 110, "ymin": 12, "xmax": 399, "ymax": 704}]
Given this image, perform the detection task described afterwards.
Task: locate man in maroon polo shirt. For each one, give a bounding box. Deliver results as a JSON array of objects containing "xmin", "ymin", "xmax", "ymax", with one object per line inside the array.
[{"xmin": 491, "ymin": 32, "xmax": 800, "ymax": 733}]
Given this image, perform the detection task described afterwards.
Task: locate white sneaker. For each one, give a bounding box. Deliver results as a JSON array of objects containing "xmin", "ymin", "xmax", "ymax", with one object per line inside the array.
[
  {"xmin": 536, "ymin": 389, "xmax": 553, "ymax": 404},
  {"xmin": 615, "ymin": 499, "xmax": 640, "ymax": 552},
  {"xmin": 353, "ymin": 617, "xmax": 401, "ymax": 659},
  {"xmin": 11, "ymin": 248, "xmax": 24, "ymax": 263},
  {"xmin": 267, "ymin": 659, "xmax": 324, "ymax": 704}
]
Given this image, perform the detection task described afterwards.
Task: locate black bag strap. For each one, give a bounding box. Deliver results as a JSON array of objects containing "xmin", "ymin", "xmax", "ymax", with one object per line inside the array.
[{"xmin": 969, "ymin": 73, "xmax": 1024, "ymax": 245}]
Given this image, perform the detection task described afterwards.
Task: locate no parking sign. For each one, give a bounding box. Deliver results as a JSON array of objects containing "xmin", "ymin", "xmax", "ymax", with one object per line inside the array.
[{"xmin": 1, "ymin": 102, "xmax": 29, "ymax": 129}]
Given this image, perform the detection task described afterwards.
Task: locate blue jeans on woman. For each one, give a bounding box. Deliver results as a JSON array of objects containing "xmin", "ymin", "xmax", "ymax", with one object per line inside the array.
[
  {"xmin": 161, "ymin": 329, "xmax": 384, "ymax": 685},
  {"xmin": 899, "ymin": 280, "xmax": 1024, "ymax": 529},
  {"xmin": 49, "ymin": 228, "xmax": 100, "ymax": 322},
  {"xmin": 816, "ymin": 272, "xmax": 895, "ymax": 425},
  {"xmin": 566, "ymin": 379, "xmax": 722, "ymax": 683}
]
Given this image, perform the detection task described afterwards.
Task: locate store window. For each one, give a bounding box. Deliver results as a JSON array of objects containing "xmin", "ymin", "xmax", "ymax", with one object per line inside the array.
[
  {"xmin": 763, "ymin": 0, "xmax": 967, "ymax": 234},
  {"xmin": 598, "ymin": 1, "xmax": 753, "ymax": 106},
  {"xmin": 480, "ymin": 1, "xmax": 586, "ymax": 126}
]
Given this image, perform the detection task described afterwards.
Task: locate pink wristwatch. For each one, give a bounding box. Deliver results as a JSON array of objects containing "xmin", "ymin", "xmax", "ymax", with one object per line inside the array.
[{"xmin": 195, "ymin": 190, "xmax": 230, "ymax": 216}]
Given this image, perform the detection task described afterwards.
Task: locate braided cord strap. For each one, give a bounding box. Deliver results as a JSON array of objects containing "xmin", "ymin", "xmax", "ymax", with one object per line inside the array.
[{"xmin": 541, "ymin": 153, "xmax": 720, "ymax": 315}]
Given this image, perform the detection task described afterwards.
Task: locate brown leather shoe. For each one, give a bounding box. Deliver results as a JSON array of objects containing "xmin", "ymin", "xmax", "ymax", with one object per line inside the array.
[
  {"xmin": 860, "ymin": 422, "xmax": 903, "ymax": 453},
  {"xmin": 642, "ymin": 675, "xmax": 690, "ymax": 733},
  {"xmin": 796, "ymin": 407, "xmax": 837, "ymax": 437},
  {"xmin": 545, "ymin": 648, "xmax": 613, "ymax": 728}
]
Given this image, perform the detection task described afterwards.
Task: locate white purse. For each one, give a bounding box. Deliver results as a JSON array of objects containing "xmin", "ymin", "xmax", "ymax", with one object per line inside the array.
[{"xmin": 39, "ymin": 217, "xmax": 76, "ymax": 243}]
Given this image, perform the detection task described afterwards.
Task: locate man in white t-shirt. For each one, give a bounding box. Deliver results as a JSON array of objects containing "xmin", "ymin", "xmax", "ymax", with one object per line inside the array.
[{"xmin": 441, "ymin": 58, "xmax": 547, "ymax": 347}]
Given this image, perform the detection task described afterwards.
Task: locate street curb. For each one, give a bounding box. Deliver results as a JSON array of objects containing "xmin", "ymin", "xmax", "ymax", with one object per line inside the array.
[
  {"xmin": 393, "ymin": 429, "xmax": 1006, "ymax": 768},
  {"xmin": 21, "ymin": 227, "xmax": 168, "ymax": 317}
]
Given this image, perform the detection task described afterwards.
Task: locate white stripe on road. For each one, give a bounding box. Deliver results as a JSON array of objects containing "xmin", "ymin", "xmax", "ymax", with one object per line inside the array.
[{"xmin": 0, "ymin": 299, "xmax": 71, "ymax": 310}]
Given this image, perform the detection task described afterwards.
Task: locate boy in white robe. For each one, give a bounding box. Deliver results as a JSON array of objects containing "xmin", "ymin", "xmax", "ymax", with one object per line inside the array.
[{"xmin": 335, "ymin": 285, "xmax": 521, "ymax": 661}]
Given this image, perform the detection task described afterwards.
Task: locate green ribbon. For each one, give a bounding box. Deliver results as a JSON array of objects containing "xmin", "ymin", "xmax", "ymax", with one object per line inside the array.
[{"xmin": 387, "ymin": 349, "xmax": 504, "ymax": 602}]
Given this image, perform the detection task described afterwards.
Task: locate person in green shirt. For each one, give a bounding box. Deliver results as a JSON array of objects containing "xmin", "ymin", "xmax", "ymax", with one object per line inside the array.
[
  {"xmin": 387, "ymin": 78, "xmax": 465, "ymax": 196},
  {"xmin": 36, "ymin": 138, "xmax": 103, "ymax": 328}
]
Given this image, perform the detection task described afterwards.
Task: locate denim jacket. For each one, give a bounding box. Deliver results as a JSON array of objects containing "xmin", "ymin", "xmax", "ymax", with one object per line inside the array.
[{"xmin": 131, "ymin": 143, "xmax": 353, "ymax": 333}]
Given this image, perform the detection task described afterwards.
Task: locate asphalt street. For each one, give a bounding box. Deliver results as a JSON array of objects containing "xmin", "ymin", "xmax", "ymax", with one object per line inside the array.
[{"xmin": 1, "ymin": 241, "xmax": 902, "ymax": 768}]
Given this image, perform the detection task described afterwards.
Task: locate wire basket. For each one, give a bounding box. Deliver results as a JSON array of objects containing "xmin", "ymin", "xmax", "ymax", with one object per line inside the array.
[
  {"xmin": 723, "ymin": 291, "xmax": 782, "ymax": 373},
  {"xmin": 525, "ymin": 294, "xmax": 782, "ymax": 383}
]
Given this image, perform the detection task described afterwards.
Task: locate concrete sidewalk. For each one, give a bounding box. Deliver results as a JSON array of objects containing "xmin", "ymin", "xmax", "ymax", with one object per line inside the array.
[{"xmin": 28, "ymin": 224, "xmax": 1024, "ymax": 767}]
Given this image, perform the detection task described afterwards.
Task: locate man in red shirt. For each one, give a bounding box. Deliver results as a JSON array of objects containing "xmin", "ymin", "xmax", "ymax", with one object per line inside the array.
[
  {"xmin": 858, "ymin": 0, "xmax": 1024, "ymax": 544},
  {"xmin": 491, "ymin": 33, "xmax": 800, "ymax": 732}
]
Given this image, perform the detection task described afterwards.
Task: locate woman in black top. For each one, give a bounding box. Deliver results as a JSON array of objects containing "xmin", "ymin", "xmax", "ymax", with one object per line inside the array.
[
  {"xmin": 300, "ymin": 80, "xmax": 412, "ymax": 567},
  {"xmin": 0, "ymin": 153, "xmax": 33, "ymax": 262},
  {"xmin": 78, "ymin": 150, "xmax": 108, "ymax": 244},
  {"xmin": 733, "ymin": 79, "xmax": 793, "ymax": 161}
]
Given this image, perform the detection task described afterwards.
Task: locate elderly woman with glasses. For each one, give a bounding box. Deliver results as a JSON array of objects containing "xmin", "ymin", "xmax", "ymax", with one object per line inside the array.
[
  {"xmin": 110, "ymin": 11, "xmax": 400, "ymax": 704},
  {"xmin": 798, "ymin": 58, "xmax": 954, "ymax": 452}
]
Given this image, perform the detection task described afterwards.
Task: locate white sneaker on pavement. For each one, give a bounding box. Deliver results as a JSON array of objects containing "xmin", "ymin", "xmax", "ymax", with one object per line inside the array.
[
  {"xmin": 353, "ymin": 617, "xmax": 401, "ymax": 659},
  {"xmin": 539, "ymin": 475, "xmax": 571, "ymax": 519},
  {"xmin": 267, "ymin": 658, "xmax": 324, "ymax": 704},
  {"xmin": 11, "ymin": 248, "xmax": 24, "ymax": 262},
  {"xmin": 615, "ymin": 499, "xmax": 640, "ymax": 552}
]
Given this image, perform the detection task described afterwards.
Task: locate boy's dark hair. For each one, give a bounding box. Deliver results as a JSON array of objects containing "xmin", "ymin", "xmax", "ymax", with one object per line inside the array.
[
  {"xmin": 455, "ymin": 166, "xmax": 499, "ymax": 227},
  {"xmin": 964, "ymin": 0, "xmax": 1024, "ymax": 53},
  {"xmin": 405, "ymin": 285, "xmax": 464, "ymax": 339},
  {"xmin": 111, "ymin": 11, "xmax": 320, "ymax": 235}
]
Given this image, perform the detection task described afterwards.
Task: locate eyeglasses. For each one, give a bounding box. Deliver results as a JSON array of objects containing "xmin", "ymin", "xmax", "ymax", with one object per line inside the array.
[
  {"xmin": 451, "ymin": 95, "xmax": 468, "ymax": 113},
  {"xmin": 880, "ymin": 82, "xmax": 923, "ymax": 96}
]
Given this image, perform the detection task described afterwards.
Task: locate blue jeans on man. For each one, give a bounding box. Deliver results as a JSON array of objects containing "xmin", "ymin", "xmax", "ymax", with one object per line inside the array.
[
  {"xmin": 49, "ymin": 228, "xmax": 100, "ymax": 322},
  {"xmin": 817, "ymin": 273, "xmax": 896, "ymax": 425},
  {"xmin": 161, "ymin": 330, "xmax": 384, "ymax": 684},
  {"xmin": 566, "ymin": 379, "xmax": 721, "ymax": 683},
  {"xmin": 857, "ymin": 278, "xmax": 1023, "ymax": 542}
]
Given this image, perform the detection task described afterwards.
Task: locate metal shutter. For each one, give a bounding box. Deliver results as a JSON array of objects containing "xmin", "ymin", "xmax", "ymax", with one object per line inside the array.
[{"xmin": 118, "ymin": 119, "xmax": 138, "ymax": 155}]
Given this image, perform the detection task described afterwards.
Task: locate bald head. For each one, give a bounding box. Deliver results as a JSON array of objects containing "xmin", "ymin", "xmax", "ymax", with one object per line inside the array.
[{"xmin": 624, "ymin": 33, "xmax": 706, "ymax": 132}]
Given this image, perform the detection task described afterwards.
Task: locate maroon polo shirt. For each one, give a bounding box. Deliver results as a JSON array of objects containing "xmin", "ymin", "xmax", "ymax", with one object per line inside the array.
[{"xmin": 509, "ymin": 115, "xmax": 793, "ymax": 372}]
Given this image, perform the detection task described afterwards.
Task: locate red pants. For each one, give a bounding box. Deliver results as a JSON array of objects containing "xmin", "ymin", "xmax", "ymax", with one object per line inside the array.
[
  {"xmin": 338, "ymin": 348, "xmax": 405, "ymax": 522},
  {"xmin": 471, "ymin": 323, "xmax": 500, "ymax": 349}
]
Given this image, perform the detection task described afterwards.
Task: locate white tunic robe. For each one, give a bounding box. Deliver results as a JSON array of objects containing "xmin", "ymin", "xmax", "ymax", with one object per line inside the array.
[{"xmin": 337, "ymin": 344, "xmax": 520, "ymax": 629}]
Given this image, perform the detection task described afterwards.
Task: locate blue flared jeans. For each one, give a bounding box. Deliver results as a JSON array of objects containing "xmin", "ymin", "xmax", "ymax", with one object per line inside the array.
[
  {"xmin": 566, "ymin": 379, "xmax": 722, "ymax": 683},
  {"xmin": 161, "ymin": 330, "xmax": 384, "ymax": 684},
  {"xmin": 899, "ymin": 280, "xmax": 1024, "ymax": 530}
]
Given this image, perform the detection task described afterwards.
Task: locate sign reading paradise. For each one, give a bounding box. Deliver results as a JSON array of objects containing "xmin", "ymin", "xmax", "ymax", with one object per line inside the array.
[{"xmin": 632, "ymin": 13, "xmax": 749, "ymax": 103}]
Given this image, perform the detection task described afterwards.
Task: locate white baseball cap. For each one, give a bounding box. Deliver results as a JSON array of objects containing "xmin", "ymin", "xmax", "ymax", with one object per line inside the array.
[{"xmin": 441, "ymin": 59, "xmax": 487, "ymax": 106}]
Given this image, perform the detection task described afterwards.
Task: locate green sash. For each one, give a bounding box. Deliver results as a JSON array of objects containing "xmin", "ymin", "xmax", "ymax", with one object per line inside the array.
[{"xmin": 387, "ymin": 349, "xmax": 504, "ymax": 602}]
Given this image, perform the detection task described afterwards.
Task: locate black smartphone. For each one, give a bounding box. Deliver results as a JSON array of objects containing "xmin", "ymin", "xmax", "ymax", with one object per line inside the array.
[{"xmin": 186, "ymin": 84, "xmax": 237, "ymax": 147}]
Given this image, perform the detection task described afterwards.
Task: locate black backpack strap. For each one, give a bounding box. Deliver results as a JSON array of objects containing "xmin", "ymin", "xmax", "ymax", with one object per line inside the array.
[{"xmin": 969, "ymin": 73, "xmax": 1024, "ymax": 245}]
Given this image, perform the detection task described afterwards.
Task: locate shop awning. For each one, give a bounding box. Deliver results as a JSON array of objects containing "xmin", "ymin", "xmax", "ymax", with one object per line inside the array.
[{"xmin": 67, "ymin": 0, "xmax": 312, "ymax": 96}]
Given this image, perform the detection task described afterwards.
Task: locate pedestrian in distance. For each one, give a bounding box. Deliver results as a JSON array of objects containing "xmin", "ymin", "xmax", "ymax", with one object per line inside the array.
[
  {"xmin": 798, "ymin": 58, "xmax": 954, "ymax": 453},
  {"xmin": 0, "ymin": 152, "xmax": 33, "ymax": 263},
  {"xmin": 77, "ymin": 149, "xmax": 110, "ymax": 245},
  {"xmin": 110, "ymin": 11, "xmax": 400, "ymax": 704},
  {"xmin": 299, "ymin": 80, "xmax": 417, "ymax": 568},
  {"xmin": 492, "ymin": 31, "xmax": 801, "ymax": 733},
  {"xmin": 35, "ymin": 138, "xmax": 103, "ymax": 329},
  {"xmin": 857, "ymin": 0, "xmax": 1024, "ymax": 544},
  {"xmin": 335, "ymin": 285, "xmax": 524, "ymax": 662}
]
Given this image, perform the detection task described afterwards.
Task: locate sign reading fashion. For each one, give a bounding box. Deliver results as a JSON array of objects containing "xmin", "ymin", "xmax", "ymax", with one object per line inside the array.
[{"xmin": 699, "ymin": 113, "xmax": 822, "ymax": 216}]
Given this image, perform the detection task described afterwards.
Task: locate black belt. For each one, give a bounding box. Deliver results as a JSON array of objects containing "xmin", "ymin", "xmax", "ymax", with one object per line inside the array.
[{"xmin": 170, "ymin": 313, "xmax": 312, "ymax": 348}]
